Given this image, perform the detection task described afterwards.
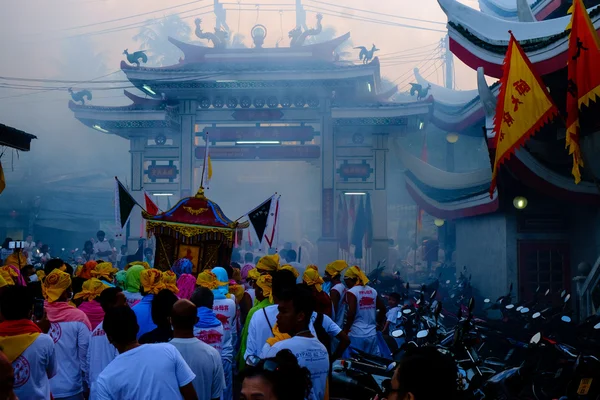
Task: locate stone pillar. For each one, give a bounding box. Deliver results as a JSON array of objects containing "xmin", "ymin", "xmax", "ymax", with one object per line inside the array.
[
  {"xmin": 371, "ymin": 133, "xmax": 389, "ymax": 266},
  {"xmin": 179, "ymin": 100, "xmax": 197, "ymax": 198},
  {"xmin": 128, "ymin": 137, "xmax": 146, "ymax": 251},
  {"xmin": 318, "ymin": 99, "xmax": 338, "ymax": 266}
]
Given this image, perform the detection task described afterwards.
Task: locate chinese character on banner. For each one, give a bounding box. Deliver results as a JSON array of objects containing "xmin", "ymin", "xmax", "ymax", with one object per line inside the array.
[
  {"xmin": 511, "ymin": 95, "xmax": 523, "ymax": 112},
  {"xmin": 503, "ymin": 112, "xmax": 515, "ymax": 127},
  {"xmin": 512, "ymin": 79, "xmax": 531, "ymax": 96}
]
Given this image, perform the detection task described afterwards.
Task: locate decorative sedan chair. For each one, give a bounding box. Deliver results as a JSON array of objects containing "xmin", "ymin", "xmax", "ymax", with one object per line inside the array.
[{"xmin": 143, "ymin": 188, "xmax": 247, "ymax": 274}]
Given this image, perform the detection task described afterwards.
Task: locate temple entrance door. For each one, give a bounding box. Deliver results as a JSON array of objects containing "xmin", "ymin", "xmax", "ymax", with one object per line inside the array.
[{"xmin": 517, "ymin": 241, "xmax": 570, "ymax": 301}]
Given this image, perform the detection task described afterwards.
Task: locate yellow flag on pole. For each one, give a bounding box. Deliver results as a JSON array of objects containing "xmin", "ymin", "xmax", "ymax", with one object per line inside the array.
[{"xmin": 489, "ymin": 32, "xmax": 559, "ymax": 197}]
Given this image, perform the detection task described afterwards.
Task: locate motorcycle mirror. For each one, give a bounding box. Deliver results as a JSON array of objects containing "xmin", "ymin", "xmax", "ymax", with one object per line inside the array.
[
  {"xmin": 564, "ymin": 294, "xmax": 571, "ymax": 303},
  {"xmin": 446, "ymin": 280, "xmax": 451, "ymax": 284},
  {"xmin": 484, "ymin": 298, "xmax": 490, "ymax": 303},
  {"xmin": 560, "ymin": 290, "xmax": 566, "ymax": 298},
  {"xmin": 532, "ymin": 312, "xmax": 541, "ymax": 319},
  {"xmin": 416, "ymin": 330, "xmax": 428, "ymax": 339},
  {"xmin": 402, "ymin": 309, "xmax": 412, "ymax": 315},
  {"xmin": 506, "ymin": 304, "xmax": 515, "ymax": 310},
  {"xmin": 430, "ymin": 290, "xmax": 437, "ymax": 300},
  {"xmin": 530, "ymin": 332, "xmax": 542, "ymax": 344},
  {"xmin": 545, "ymin": 289, "xmax": 550, "ymax": 296},
  {"xmin": 391, "ymin": 329, "xmax": 404, "ymax": 338},
  {"xmin": 520, "ymin": 307, "xmax": 530, "ymax": 314},
  {"xmin": 561, "ymin": 316, "xmax": 571, "ymax": 323},
  {"xmin": 468, "ymin": 297, "xmax": 475, "ymax": 311},
  {"xmin": 594, "ymin": 322, "xmax": 600, "ymax": 330}
]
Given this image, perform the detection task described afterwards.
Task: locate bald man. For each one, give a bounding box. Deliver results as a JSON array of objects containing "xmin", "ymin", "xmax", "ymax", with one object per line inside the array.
[{"xmin": 169, "ymin": 300, "xmax": 225, "ymax": 400}]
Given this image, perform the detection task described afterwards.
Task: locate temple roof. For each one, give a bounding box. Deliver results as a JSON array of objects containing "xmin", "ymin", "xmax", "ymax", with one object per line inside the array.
[
  {"xmin": 414, "ymin": 68, "xmax": 479, "ymax": 107},
  {"xmin": 478, "ymin": 0, "xmax": 561, "ymax": 21},
  {"xmin": 440, "ymin": 0, "xmax": 600, "ymax": 77},
  {"xmin": 143, "ymin": 189, "xmax": 237, "ymax": 229},
  {"xmin": 0, "ymin": 123, "xmax": 37, "ymax": 151}
]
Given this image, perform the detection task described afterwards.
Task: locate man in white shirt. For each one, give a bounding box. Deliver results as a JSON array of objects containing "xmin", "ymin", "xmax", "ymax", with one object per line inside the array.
[
  {"xmin": 170, "ymin": 299, "xmax": 225, "ymax": 400},
  {"xmin": 91, "ymin": 306, "xmax": 198, "ymax": 400},
  {"xmin": 93, "ymin": 231, "xmax": 113, "ymax": 260},
  {"xmin": 260, "ymin": 285, "xmax": 329, "ymax": 400},
  {"xmin": 86, "ymin": 288, "xmax": 127, "ymax": 393},
  {"xmin": 0, "ymin": 286, "xmax": 57, "ymax": 400}
]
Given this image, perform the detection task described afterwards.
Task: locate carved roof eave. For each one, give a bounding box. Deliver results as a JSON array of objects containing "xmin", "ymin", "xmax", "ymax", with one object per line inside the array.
[
  {"xmin": 440, "ymin": 0, "xmax": 600, "ymax": 78},
  {"xmin": 68, "ymin": 100, "xmax": 168, "ymax": 117},
  {"xmin": 332, "ymin": 100, "xmax": 431, "ymax": 119},
  {"xmin": 477, "ymin": 0, "xmax": 559, "ymax": 20},
  {"xmin": 167, "ymin": 32, "xmax": 351, "ymax": 64}
]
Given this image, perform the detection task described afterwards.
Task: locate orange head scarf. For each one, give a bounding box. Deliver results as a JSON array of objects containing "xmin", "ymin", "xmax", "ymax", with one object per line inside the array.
[
  {"xmin": 73, "ymin": 278, "xmax": 109, "ymax": 301},
  {"xmin": 42, "ymin": 269, "xmax": 72, "ymax": 303},
  {"xmin": 140, "ymin": 269, "xmax": 163, "ymax": 295},
  {"xmin": 160, "ymin": 271, "xmax": 179, "ymax": 294},
  {"xmin": 79, "ymin": 261, "xmax": 97, "ymax": 279}
]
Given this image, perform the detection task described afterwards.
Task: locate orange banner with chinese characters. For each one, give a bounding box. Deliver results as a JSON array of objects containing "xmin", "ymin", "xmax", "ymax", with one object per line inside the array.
[
  {"xmin": 490, "ymin": 32, "xmax": 559, "ymax": 197},
  {"xmin": 565, "ymin": 0, "xmax": 600, "ymax": 183}
]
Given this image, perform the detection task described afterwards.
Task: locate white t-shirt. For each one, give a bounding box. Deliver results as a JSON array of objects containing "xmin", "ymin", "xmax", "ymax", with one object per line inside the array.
[
  {"xmin": 124, "ymin": 291, "xmax": 143, "ymax": 308},
  {"xmin": 331, "ymin": 283, "xmax": 347, "ymax": 328},
  {"xmin": 91, "ymin": 343, "xmax": 195, "ymax": 400},
  {"xmin": 245, "ymin": 305, "xmax": 341, "ymax": 360},
  {"xmin": 213, "ymin": 298, "xmax": 236, "ymax": 362},
  {"xmin": 49, "ymin": 321, "xmax": 91, "ymax": 398},
  {"xmin": 93, "ymin": 239, "xmax": 112, "ymax": 255},
  {"xmin": 86, "ymin": 321, "xmax": 119, "ymax": 393},
  {"xmin": 193, "ymin": 324, "xmax": 225, "ymax": 355},
  {"xmin": 260, "ymin": 336, "xmax": 329, "ymax": 400},
  {"xmin": 170, "ymin": 338, "xmax": 225, "ymax": 400},
  {"xmin": 347, "ymin": 285, "xmax": 378, "ymax": 337},
  {"xmin": 13, "ymin": 334, "xmax": 56, "ymax": 400},
  {"xmin": 386, "ymin": 306, "xmax": 402, "ymax": 334}
]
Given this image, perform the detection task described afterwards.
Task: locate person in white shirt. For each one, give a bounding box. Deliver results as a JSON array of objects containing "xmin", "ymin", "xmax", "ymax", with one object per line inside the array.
[
  {"xmin": 323, "ymin": 260, "xmax": 348, "ymax": 328},
  {"xmin": 170, "ymin": 299, "xmax": 225, "ymax": 400},
  {"xmin": 342, "ymin": 266, "xmax": 386, "ymax": 356},
  {"xmin": 86, "ymin": 288, "xmax": 127, "ymax": 393},
  {"xmin": 0, "ymin": 286, "xmax": 57, "ymax": 400},
  {"xmin": 260, "ymin": 285, "xmax": 329, "ymax": 400},
  {"xmin": 91, "ymin": 306, "xmax": 198, "ymax": 400},
  {"xmin": 191, "ymin": 287, "xmax": 226, "ymax": 356},
  {"xmin": 382, "ymin": 292, "xmax": 404, "ymax": 348},
  {"xmin": 41, "ymin": 268, "xmax": 92, "ymax": 400},
  {"xmin": 93, "ymin": 231, "xmax": 112, "ymax": 260}
]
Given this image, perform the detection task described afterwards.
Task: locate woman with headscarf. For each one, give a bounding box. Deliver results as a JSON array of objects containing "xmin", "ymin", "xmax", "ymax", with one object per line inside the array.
[
  {"xmin": 342, "ymin": 266, "xmax": 386, "ymax": 356},
  {"xmin": 204, "ymin": 267, "xmax": 236, "ymax": 400},
  {"xmin": 131, "ymin": 268, "xmax": 163, "ymax": 339},
  {"xmin": 238, "ymin": 273, "xmax": 273, "ymax": 370},
  {"xmin": 324, "ymin": 260, "xmax": 349, "ymax": 328},
  {"xmin": 160, "ymin": 271, "xmax": 179, "ymax": 294},
  {"xmin": 171, "ymin": 258, "xmax": 193, "ymax": 278},
  {"xmin": 115, "ymin": 270, "xmax": 127, "ymax": 290},
  {"xmin": 0, "ymin": 265, "xmax": 26, "ymax": 286},
  {"xmin": 123, "ymin": 265, "xmax": 145, "ymax": 307},
  {"xmin": 303, "ymin": 268, "xmax": 332, "ymax": 317},
  {"xmin": 75, "ymin": 278, "xmax": 109, "ymax": 330},
  {"xmin": 42, "ymin": 269, "xmax": 92, "ymax": 400},
  {"xmin": 255, "ymin": 254, "xmax": 280, "ymax": 275}
]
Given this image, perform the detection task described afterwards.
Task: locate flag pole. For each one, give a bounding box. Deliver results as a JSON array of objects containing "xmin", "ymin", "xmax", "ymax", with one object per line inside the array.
[
  {"xmin": 200, "ymin": 132, "xmax": 208, "ymax": 189},
  {"xmin": 413, "ymin": 207, "xmax": 419, "ymax": 268}
]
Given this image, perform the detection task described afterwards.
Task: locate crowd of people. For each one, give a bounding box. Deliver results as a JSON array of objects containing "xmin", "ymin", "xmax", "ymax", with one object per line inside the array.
[{"xmin": 0, "ymin": 235, "xmax": 459, "ymax": 400}]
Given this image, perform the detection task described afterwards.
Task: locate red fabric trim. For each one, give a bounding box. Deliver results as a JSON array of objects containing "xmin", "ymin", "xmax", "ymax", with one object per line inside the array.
[
  {"xmin": 535, "ymin": 0, "xmax": 561, "ymax": 20},
  {"xmin": 265, "ymin": 197, "xmax": 279, "ymax": 248},
  {"xmin": 0, "ymin": 320, "xmax": 42, "ymax": 336}
]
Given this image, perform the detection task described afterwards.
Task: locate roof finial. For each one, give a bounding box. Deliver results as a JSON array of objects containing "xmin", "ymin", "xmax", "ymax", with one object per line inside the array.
[{"xmin": 195, "ymin": 186, "xmax": 206, "ymax": 198}]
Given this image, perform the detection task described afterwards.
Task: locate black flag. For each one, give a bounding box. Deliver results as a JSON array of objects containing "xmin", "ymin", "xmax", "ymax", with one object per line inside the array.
[
  {"xmin": 248, "ymin": 197, "xmax": 273, "ymax": 243},
  {"xmin": 115, "ymin": 177, "xmax": 138, "ymax": 229}
]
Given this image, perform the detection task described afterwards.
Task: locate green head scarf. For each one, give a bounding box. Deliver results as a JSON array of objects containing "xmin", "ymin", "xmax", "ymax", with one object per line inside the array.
[
  {"xmin": 115, "ymin": 270, "xmax": 127, "ymax": 290},
  {"xmin": 125, "ymin": 265, "xmax": 145, "ymax": 293}
]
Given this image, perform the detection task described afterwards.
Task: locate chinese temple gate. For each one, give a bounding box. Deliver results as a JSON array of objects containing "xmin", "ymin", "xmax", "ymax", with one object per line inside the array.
[{"xmin": 69, "ymin": 23, "xmax": 430, "ymax": 266}]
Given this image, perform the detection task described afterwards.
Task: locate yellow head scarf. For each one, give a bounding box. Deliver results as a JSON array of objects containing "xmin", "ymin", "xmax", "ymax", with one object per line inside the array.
[
  {"xmin": 125, "ymin": 261, "xmax": 150, "ymax": 271},
  {"xmin": 3, "ymin": 252, "xmax": 27, "ymax": 268},
  {"xmin": 0, "ymin": 274, "xmax": 7, "ymax": 288},
  {"xmin": 325, "ymin": 260, "xmax": 348, "ymax": 278},
  {"xmin": 91, "ymin": 262, "xmax": 118, "ymax": 281},
  {"xmin": 266, "ymin": 324, "xmax": 292, "ymax": 346},
  {"xmin": 0, "ymin": 266, "xmax": 17, "ymax": 286},
  {"xmin": 256, "ymin": 274, "xmax": 273, "ymax": 303},
  {"xmin": 256, "ymin": 254, "xmax": 280, "ymax": 273},
  {"xmin": 303, "ymin": 268, "xmax": 325, "ymax": 292},
  {"xmin": 229, "ymin": 284, "xmax": 245, "ymax": 303},
  {"xmin": 74, "ymin": 278, "xmax": 109, "ymax": 301},
  {"xmin": 140, "ymin": 269, "xmax": 164, "ymax": 295},
  {"xmin": 160, "ymin": 271, "xmax": 179, "ymax": 294},
  {"xmin": 343, "ymin": 265, "xmax": 370, "ymax": 286},
  {"xmin": 74, "ymin": 265, "xmax": 83, "ymax": 277},
  {"xmin": 196, "ymin": 270, "xmax": 227, "ymax": 290},
  {"xmin": 42, "ymin": 269, "xmax": 72, "ymax": 303},
  {"xmin": 247, "ymin": 268, "xmax": 261, "ymax": 281},
  {"xmin": 36, "ymin": 270, "xmax": 46, "ymax": 281},
  {"xmin": 279, "ymin": 264, "xmax": 299, "ymax": 279}
]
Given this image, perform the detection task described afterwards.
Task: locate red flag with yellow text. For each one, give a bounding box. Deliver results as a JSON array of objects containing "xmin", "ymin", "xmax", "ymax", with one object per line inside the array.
[
  {"xmin": 490, "ymin": 32, "xmax": 558, "ymax": 197},
  {"xmin": 565, "ymin": 0, "xmax": 600, "ymax": 183}
]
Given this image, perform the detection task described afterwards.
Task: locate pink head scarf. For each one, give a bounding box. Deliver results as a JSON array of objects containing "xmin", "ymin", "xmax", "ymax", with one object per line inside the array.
[
  {"xmin": 6, "ymin": 265, "xmax": 26, "ymax": 286},
  {"xmin": 176, "ymin": 274, "xmax": 196, "ymax": 300}
]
